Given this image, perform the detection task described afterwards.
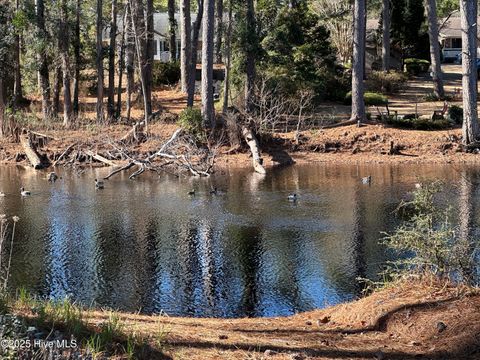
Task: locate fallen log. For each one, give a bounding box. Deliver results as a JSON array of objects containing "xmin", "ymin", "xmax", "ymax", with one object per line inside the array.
[
  {"xmin": 84, "ymin": 150, "xmax": 117, "ymax": 166},
  {"xmin": 20, "ymin": 130, "xmax": 45, "ymax": 169},
  {"xmin": 242, "ymin": 127, "xmax": 266, "ymax": 174}
]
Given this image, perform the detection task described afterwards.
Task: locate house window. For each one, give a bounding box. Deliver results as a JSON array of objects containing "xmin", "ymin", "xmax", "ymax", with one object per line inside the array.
[
  {"xmin": 154, "ymin": 40, "xmax": 158, "ymax": 56},
  {"xmin": 452, "ymin": 38, "xmax": 462, "ymax": 49}
]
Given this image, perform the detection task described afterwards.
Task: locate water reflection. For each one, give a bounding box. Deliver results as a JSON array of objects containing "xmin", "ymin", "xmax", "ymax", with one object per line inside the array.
[{"xmin": 0, "ymin": 163, "xmax": 472, "ymax": 317}]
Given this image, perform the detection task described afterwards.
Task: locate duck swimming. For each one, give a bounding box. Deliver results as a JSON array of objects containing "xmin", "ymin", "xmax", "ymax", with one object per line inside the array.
[
  {"xmin": 20, "ymin": 187, "xmax": 31, "ymax": 196},
  {"xmin": 361, "ymin": 176, "xmax": 371, "ymax": 184},
  {"xmin": 288, "ymin": 193, "xmax": 297, "ymax": 202},
  {"xmin": 95, "ymin": 179, "xmax": 104, "ymax": 189}
]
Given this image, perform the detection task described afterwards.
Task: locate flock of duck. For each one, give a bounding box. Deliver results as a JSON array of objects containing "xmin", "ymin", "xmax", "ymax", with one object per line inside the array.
[{"xmin": 0, "ymin": 173, "xmax": 374, "ymax": 200}]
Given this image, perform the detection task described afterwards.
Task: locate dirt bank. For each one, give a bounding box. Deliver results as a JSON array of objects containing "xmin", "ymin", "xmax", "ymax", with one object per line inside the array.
[
  {"xmin": 1, "ymin": 122, "xmax": 479, "ymax": 172},
  {"xmin": 14, "ymin": 279, "xmax": 480, "ymax": 359}
]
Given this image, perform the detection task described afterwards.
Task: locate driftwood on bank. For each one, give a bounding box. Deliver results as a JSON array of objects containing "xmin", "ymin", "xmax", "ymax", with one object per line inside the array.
[
  {"xmin": 242, "ymin": 126, "xmax": 266, "ymax": 174},
  {"xmin": 103, "ymin": 127, "xmax": 216, "ymax": 180},
  {"xmin": 84, "ymin": 150, "xmax": 117, "ymax": 166},
  {"xmin": 20, "ymin": 130, "xmax": 45, "ymax": 169},
  {"xmin": 53, "ymin": 143, "xmax": 76, "ymax": 166}
]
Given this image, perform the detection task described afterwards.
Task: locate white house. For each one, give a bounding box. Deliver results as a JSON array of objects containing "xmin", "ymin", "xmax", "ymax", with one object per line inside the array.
[
  {"xmin": 104, "ymin": 13, "xmax": 201, "ymax": 62},
  {"xmin": 439, "ymin": 14, "xmax": 480, "ymax": 62}
]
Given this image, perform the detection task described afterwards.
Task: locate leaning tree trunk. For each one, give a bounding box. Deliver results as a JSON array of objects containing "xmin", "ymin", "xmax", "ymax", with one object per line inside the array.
[
  {"xmin": 13, "ymin": 0, "xmax": 24, "ymax": 107},
  {"xmin": 426, "ymin": 0, "xmax": 445, "ymax": 99},
  {"xmin": 96, "ymin": 0, "xmax": 105, "ymax": 124},
  {"xmin": 145, "ymin": 0, "xmax": 153, "ymax": 116},
  {"xmin": 35, "ymin": 0, "xmax": 51, "ymax": 120},
  {"xmin": 214, "ymin": 0, "xmax": 223, "ymax": 64},
  {"xmin": 187, "ymin": 0, "xmax": 204, "ymax": 107},
  {"xmin": 351, "ymin": 0, "xmax": 366, "ymax": 123},
  {"xmin": 381, "ymin": 0, "xmax": 390, "ymax": 71},
  {"xmin": 60, "ymin": 0, "xmax": 73, "ymax": 126},
  {"xmin": 460, "ymin": 0, "xmax": 479, "ymax": 145},
  {"xmin": 107, "ymin": 0, "xmax": 118, "ymax": 121},
  {"xmin": 201, "ymin": 0, "xmax": 215, "ymax": 128},
  {"xmin": 222, "ymin": 0, "xmax": 232, "ymax": 113},
  {"xmin": 73, "ymin": 0, "xmax": 81, "ymax": 116},
  {"xmin": 168, "ymin": 0, "xmax": 177, "ymax": 61},
  {"xmin": 180, "ymin": 0, "xmax": 191, "ymax": 92},
  {"xmin": 244, "ymin": 0, "xmax": 256, "ymax": 113}
]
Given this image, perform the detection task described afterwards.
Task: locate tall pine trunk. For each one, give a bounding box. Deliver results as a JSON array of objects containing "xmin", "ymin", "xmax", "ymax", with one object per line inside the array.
[
  {"xmin": 180, "ymin": 0, "xmax": 191, "ymax": 92},
  {"xmin": 187, "ymin": 0, "xmax": 203, "ymax": 107},
  {"xmin": 426, "ymin": 0, "xmax": 444, "ymax": 98},
  {"xmin": 131, "ymin": 0, "xmax": 150, "ymax": 129},
  {"xmin": 351, "ymin": 0, "xmax": 366, "ymax": 123},
  {"xmin": 13, "ymin": 0, "xmax": 24, "ymax": 107},
  {"xmin": 52, "ymin": 63, "xmax": 61, "ymax": 115},
  {"xmin": 460, "ymin": 0, "xmax": 479, "ymax": 145},
  {"xmin": 222, "ymin": 0, "xmax": 232, "ymax": 113},
  {"xmin": 381, "ymin": 0, "xmax": 390, "ymax": 71},
  {"xmin": 35, "ymin": 0, "xmax": 51, "ymax": 120},
  {"xmin": 214, "ymin": 0, "xmax": 223, "ymax": 64},
  {"xmin": 244, "ymin": 0, "xmax": 255, "ymax": 113},
  {"xmin": 116, "ymin": 5, "xmax": 128, "ymax": 118},
  {"xmin": 125, "ymin": 2, "xmax": 134, "ymax": 121},
  {"xmin": 201, "ymin": 0, "xmax": 215, "ymax": 127},
  {"xmin": 60, "ymin": 0, "xmax": 73, "ymax": 126},
  {"xmin": 73, "ymin": 0, "xmax": 81, "ymax": 116},
  {"xmin": 96, "ymin": 0, "xmax": 105, "ymax": 123},
  {"xmin": 145, "ymin": 0, "xmax": 153, "ymax": 116},
  {"xmin": 107, "ymin": 0, "xmax": 118, "ymax": 121},
  {"xmin": 168, "ymin": 0, "xmax": 177, "ymax": 61}
]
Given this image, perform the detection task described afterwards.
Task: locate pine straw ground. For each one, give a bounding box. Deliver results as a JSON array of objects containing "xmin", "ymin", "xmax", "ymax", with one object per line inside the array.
[{"xmin": 15, "ymin": 279, "xmax": 480, "ymax": 360}]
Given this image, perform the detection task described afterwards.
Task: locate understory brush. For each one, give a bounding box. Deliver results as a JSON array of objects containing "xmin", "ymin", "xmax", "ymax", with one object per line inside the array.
[{"xmin": 374, "ymin": 182, "xmax": 480, "ymax": 288}]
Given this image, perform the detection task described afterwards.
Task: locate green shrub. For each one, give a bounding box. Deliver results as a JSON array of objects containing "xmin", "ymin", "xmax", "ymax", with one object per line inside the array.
[
  {"xmin": 447, "ymin": 105, "xmax": 463, "ymax": 124},
  {"xmin": 383, "ymin": 182, "xmax": 480, "ymax": 284},
  {"xmin": 345, "ymin": 91, "xmax": 388, "ymax": 106},
  {"xmin": 385, "ymin": 116, "xmax": 451, "ymax": 130},
  {"xmin": 366, "ymin": 71, "xmax": 408, "ymax": 94},
  {"xmin": 404, "ymin": 58, "xmax": 430, "ymax": 75},
  {"xmin": 152, "ymin": 61, "xmax": 181, "ymax": 86},
  {"xmin": 177, "ymin": 107, "xmax": 205, "ymax": 140}
]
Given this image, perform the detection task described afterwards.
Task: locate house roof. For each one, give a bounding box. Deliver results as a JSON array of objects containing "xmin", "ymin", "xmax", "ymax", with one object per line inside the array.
[
  {"xmin": 152, "ymin": 13, "xmax": 199, "ymax": 38},
  {"xmin": 104, "ymin": 13, "xmax": 200, "ymax": 40},
  {"xmin": 438, "ymin": 14, "xmax": 480, "ymax": 38},
  {"xmin": 366, "ymin": 14, "xmax": 480, "ymax": 40}
]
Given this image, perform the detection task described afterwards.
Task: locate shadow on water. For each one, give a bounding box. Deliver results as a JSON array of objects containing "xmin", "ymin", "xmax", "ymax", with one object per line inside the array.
[{"xmin": 0, "ymin": 163, "xmax": 475, "ymax": 317}]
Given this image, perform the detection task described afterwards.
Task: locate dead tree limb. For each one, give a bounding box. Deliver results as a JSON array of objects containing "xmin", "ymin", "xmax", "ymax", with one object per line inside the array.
[
  {"xmin": 53, "ymin": 143, "xmax": 76, "ymax": 166},
  {"xmin": 242, "ymin": 126, "xmax": 266, "ymax": 174}
]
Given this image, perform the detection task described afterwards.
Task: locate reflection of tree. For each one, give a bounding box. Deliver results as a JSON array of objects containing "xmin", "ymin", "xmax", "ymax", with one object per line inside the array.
[
  {"xmin": 233, "ymin": 226, "xmax": 262, "ymax": 317},
  {"xmin": 458, "ymin": 170, "xmax": 474, "ymax": 242}
]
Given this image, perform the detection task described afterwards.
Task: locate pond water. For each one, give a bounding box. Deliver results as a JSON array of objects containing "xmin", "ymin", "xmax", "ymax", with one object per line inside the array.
[{"xmin": 0, "ymin": 163, "xmax": 475, "ymax": 318}]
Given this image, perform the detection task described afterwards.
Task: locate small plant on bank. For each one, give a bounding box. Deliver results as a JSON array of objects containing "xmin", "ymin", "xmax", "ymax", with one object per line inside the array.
[
  {"xmin": 177, "ymin": 107, "xmax": 206, "ymax": 142},
  {"xmin": 382, "ymin": 182, "xmax": 480, "ymax": 285}
]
